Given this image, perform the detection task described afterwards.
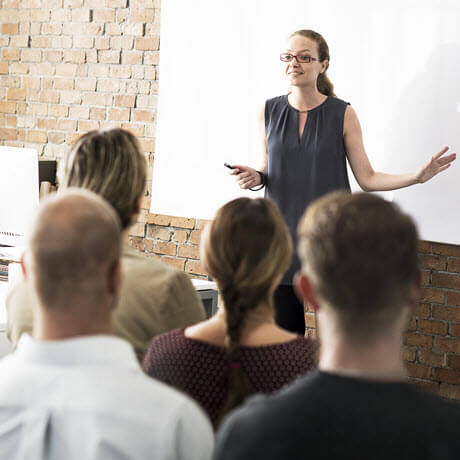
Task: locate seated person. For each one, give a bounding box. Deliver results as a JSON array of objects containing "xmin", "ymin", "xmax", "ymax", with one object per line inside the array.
[
  {"xmin": 143, "ymin": 197, "xmax": 317, "ymax": 427},
  {"xmin": 213, "ymin": 192, "xmax": 460, "ymax": 460},
  {"xmin": 0, "ymin": 190, "xmax": 213, "ymax": 460},
  {"xmin": 7, "ymin": 129, "xmax": 205, "ymax": 361}
]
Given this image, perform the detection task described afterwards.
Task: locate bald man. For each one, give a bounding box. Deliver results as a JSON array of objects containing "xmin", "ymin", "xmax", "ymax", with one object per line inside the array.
[{"xmin": 0, "ymin": 189, "xmax": 213, "ymax": 460}]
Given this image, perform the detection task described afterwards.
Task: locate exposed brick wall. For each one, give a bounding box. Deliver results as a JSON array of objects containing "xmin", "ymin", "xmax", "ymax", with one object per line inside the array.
[
  {"xmin": 306, "ymin": 241, "xmax": 460, "ymax": 401},
  {"xmin": 1, "ymin": 1, "xmax": 459, "ymax": 399}
]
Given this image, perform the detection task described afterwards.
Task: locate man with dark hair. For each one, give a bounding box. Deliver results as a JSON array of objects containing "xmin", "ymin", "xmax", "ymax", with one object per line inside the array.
[
  {"xmin": 214, "ymin": 192, "xmax": 460, "ymax": 460},
  {"xmin": 0, "ymin": 190, "xmax": 213, "ymax": 460}
]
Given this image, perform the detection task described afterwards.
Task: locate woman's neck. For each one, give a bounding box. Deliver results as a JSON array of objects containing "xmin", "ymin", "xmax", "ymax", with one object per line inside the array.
[{"xmin": 289, "ymin": 86, "xmax": 326, "ymax": 111}]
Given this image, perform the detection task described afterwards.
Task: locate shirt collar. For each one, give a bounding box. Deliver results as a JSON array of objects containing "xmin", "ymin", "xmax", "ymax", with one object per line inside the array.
[{"xmin": 15, "ymin": 334, "xmax": 140, "ymax": 371}]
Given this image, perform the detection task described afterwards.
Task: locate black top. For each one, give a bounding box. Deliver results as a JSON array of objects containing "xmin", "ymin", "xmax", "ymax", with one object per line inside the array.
[
  {"xmin": 143, "ymin": 328, "xmax": 317, "ymax": 427},
  {"xmin": 265, "ymin": 95, "xmax": 351, "ymax": 284},
  {"xmin": 214, "ymin": 370, "xmax": 460, "ymax": 460}
]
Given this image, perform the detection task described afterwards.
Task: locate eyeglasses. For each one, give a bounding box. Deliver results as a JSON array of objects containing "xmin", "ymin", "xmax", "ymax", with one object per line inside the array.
[{"xmin": 280, "ymin": 53, "xmax": 318, "ymax": 64}]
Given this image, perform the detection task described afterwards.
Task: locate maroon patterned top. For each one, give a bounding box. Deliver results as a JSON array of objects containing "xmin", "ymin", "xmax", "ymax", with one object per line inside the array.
[{"xmin": 143, "ymin": 328, "xmax": 317, "ymax": 426}]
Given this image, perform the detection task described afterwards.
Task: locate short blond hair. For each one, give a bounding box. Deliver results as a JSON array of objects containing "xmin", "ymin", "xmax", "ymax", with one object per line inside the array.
[
  {"xmin": 297, "ymin": 192, "xmax": 419, "ymax": 341},
  {"xmin": 61, "ymin": 129, "xmax": 147, "ymax": 229}
]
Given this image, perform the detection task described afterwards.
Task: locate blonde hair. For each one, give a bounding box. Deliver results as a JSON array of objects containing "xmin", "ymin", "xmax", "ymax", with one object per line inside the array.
[
  {"xmin": 61, "ymin": 129, "xmax": 147, "ymax": 229},
  {"xmin": 289, "ymin": 29, "xmax": 336, "ymax": 97},
  {"xmin": 202, "ymin": 197, "xmax": 292, "ymax": 424}
]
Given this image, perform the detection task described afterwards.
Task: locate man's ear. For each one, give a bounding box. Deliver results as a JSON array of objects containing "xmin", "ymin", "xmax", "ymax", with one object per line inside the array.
[
  {"xmin": 407, "ymin": 269, "xmax": 422, "ymax": 310},
  {"xmin": 108, "ymin": 259, "xmax": 122, "ymax": 296},
  {"xmin": 20, "ymin": 254, "xmax": 28, "ymax": 280},
  {"xmin": 293, "ymin": 271, "xmax": 321, "ymax": 313}
]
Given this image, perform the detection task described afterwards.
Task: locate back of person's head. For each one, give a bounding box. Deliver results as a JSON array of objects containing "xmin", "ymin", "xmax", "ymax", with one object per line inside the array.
[
  {"xmin": 61, "ymin": 128, "xmax": 147, "ymax": 230},
  {"xmin": 202, "ymin": 197, "xmax": 292, "ymax": 422},
  {"xmin": 297, "ymin": 191, "xmax": 419, "ymax": 343},
  {"xmin": 27, "ymin": 188, "xmax": 121, "ymax": 313}
]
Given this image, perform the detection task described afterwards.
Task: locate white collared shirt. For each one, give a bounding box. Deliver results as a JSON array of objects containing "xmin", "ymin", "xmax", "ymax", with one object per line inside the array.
[{"xmin": 0, "ymin": 334, "xmax": 213, "ymax": 460}]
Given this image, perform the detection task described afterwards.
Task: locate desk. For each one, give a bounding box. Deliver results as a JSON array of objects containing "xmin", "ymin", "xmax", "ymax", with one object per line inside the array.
[{"xmin": 191, "ymin": 279, "xmax": 218, "ymax": 318}]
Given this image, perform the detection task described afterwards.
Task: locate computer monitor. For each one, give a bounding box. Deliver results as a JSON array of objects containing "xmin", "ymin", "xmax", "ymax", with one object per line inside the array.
[{"xmin": 0, "ymin": 146, "xmax": 39, "ymax": 247}]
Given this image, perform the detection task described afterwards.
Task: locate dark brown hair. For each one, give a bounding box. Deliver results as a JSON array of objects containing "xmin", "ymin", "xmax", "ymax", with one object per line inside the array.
[
  {"xmin": 61, "ymin": 129, "xmax": 147, "ymax": 230},
  {"xmin": 202, "ymin": 198, "xmax": 292, "ymax": 424},
  {"xmin": 297, "ymin": 192, "xmax": 419, "ymax": 342},
  {"xmin": 290, "ymin": 29, "xmax": 336, "ymax": 97}
]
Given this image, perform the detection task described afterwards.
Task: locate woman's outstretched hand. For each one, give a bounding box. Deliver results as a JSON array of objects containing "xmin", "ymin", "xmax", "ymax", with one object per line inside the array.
[
  {"xmin": 230, "ymin": 165, "xmax": 262, "ymax": 190},
  {"xmin": 416, "ymin": 147, "xmax": 456, "ymax": 184}
]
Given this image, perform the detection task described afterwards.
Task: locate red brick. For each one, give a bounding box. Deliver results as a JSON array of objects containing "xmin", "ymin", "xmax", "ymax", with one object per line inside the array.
[
  {"xmin": 114, "ymin": 95, "xmax": 136, "ymax": 108},
  {"xmin": 0, "ymin": 128, "xmax": 18, "ymax": 140},
  {"xmin": 7, "ymin": 88, "xmax": 26, "ymax": 101},
  {"xmin": 41, "ymin": 23, "xmax": 62, "ymax": 35},
  {"xmin": 48, "ymin": 105, "xmax": 68, "ymax": 117},
  {"xmin": 421, "ymin": 255, "xmax": 447, "ymax": 271},
  {"xmin": 304, "ymin": 313, "xmax": 316, "ymax": 329},
  {"xmin": 0, "ymin": 62, "xmax": 8, "ymax": 74},
  {"xmin": 169, "ymin": 216, "xmax": 195, "ymax": 229},
  {"xmin": 432, "ymin": 243, "xmax": 460, "ymax": 257},
  {"xmin": 173, "ymin": 230, "xmax": 188, "ymax": 243},
  {"xmin": 2, "ymin": 49, "xmax": 20, "ymax": 61},
  {"xmin": 69, "ymin": 106, "xmax": 89, "ymax": 119},
  {"xmin": 130, "ymin": 110, "xmax": 152, "ymax": 123},
  {"xmin": 75, "ymin": 78, "xmax": 97, "ymax": 91},
  {"xmin": 53, "ymin": 79, "xmax": 74, "ymax": 90},
  {"xmin": 432, "ymin": 305, "xmax": 460, "ymax": 321},
  {"xmin": 60, "ymin": 91, "xmax": 81, "ymax": 104},
  {"xmin": 434, "ymin": 337, "xmax": 460, "ymax": 354},
  {"xmin": 128, "ymin": 237, "xmax": 143, "ymax": 252},
  {"xmin": 432, "ymin": 368, "xmax": 460, "ymax": 385},
  {"xmin": 448, "ymin": 258, "xmax": 460, "ymax": 273},
  {"xmin": 129, "ymin": 223, "xmax": 145, "ymax": 238},
  {"xmin": 447, "ymin": 292, "xmax": 460, "ymax": 307},
  {"xmin": 63, "ymin": 50, "xmax": 86, "ymax": 64},
  {"xmin": 56, "ymin": 119, "xmax": 77, "ymax": 131},
  {"xmin": 450, "ymin": 324, "xmax": 460, "ymax": 337},
  {"xmin": 142, "ymin": 239, "xmax": 154, "ymax": 253},
  {"xmin": 122, "ymin": 51, "xmax": 143, "ymax": 65},
  {"xmin": 48, "ymin": 131, "xmax": 65, "ymax": 144},
  {"xmin": 420, "ymin": 288, "xmax": 444, "ymax": 304},
  {"xmin": 417, "ymin": 319, "xmax": 448, "ymax": 336},
  {"xmin": 406, "ymin": 316, "xmax": 416, "ymax": 332},
  {"xmin": 189, "ymin": 230, "xmax": 203, "ymax": 245},
  {"xmin": 99, "ymin": 50, "xmax": 120, "ymax": 64},
  {"xmin": 90, "ymin": 107, "xmax": 106, "ymax": 120},
  {"xmin": 0, "ymin": 102, "xmax": 17, "ymax": 113},
  {"xmin": 177, "ymin": 244, "xmax": 200, "ymax": 259},
  {"xmin": 26, "ymin": 130, "xmax": 47, "ymax": 143},
  {"xmin": 146, "ymin": 226, "xmax": 171, "ymax": 240},
  {"xmin": 108, "ymin": 108, "xmax": 130, "ymax": 121},
  {"xmin": 93, "ymin": 9, "xmax": 116, "ymax": 22},
  {"xmin": 409, "ymin": 378, "xmax": 439, "ymax": 394},
  {"xmin": 417, "ymin": 349, "xmax": 445, "ymax": 367},
  {"xmin": 415, "ymin": 303, "xmax": 431, "ymax": 319},
  {"xmin": 56, "ymin": 63, "xmax": 77, "ymax": 77},
  {"xmin": 421, "ymin": 270, "xmax": 430, "ymax": 287},
  {"xmin": 121, "ymin": 123, "xmax": 144, "ymax": 137},
  {"xmin": 37, "ymin": 118, "xmax": 56, "ymax": 130},
  {"xmin": 39, "ymin": 90, "xmax": 60, "ymax": 104},
  {"xmin": 6, "ymin": 115, "xmax": 17, "ymax": 127},
  {"xmin": 432, "ymin": 273, "xmax": 460, "ymax": 290},
  {"xmin": 2, "ymin": 23, "xmax": 18, "ymax": 34},
  {"xmin": 135, "ymin": 37, "xmax": 159, "ymax": 51},
  {"xmin": 72, "ymin": 8, "xmax": 90, "ymax": 22},
  {"xmin": 404, "ymin": 332, "xmax": 433, "ymax": 348},
  {"xmin": 155, "ymin": 241, "xmax": 177, "ymax": 256},
  {"xmin": 439, "ymin": 383, "xmax": 460, "ymax": 401},
  {"xmin": 161, "ymin": 256, "xmax": 185, "ymax": 271},
  {"xmin": 146, "ymin": 214, "xmax": 171, "ymax": 226},
  {"xmin": 417, "ymin": 240, "xmax": 431, "ymax": 254},
  {"xmin": 405, "ymin": 363, "xmax": 431, "ymax": 380},
  {"xmin": 447, "ymin": 354, "xmax": 460, "ymax": 369},
  {"xmin": 78, "ymin": 120, "xmax": 100, "ymax": 132},
  {"xmin": 105, "ymin": 23, "xmax": 121, "ymax": 35},
  {"xmin": 21, "ymin": 49, "xmax": 41, "ymax": 62},
  {"xmin": 185, "ymin": 260, "xmax": 207, "ymax": 276},
  {"xmin": 96, "ymin": 79, "xmax": 119, "ymax": 92}
]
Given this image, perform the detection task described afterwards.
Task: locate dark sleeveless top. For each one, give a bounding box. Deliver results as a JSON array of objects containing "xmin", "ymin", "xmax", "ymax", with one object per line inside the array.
[{"xmin": 265, "ymin": 95, "xmax": 351, "ymax": 285}]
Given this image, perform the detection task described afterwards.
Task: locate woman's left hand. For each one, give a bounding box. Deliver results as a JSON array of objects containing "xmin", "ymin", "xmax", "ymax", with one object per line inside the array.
[{"xmin": 416, "ymin": 146, "xmax": 456, "ymax": 184}]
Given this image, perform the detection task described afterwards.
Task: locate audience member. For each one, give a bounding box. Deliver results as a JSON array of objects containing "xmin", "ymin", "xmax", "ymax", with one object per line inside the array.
[
  {"xmin": 0, "ymin": 190, "xmax": 213, "ymax": 460},
  {"xmin": 143, "ymin": 198, "xmax": 317, "ymax": 427},
  {"xmin": 213, "ymin": 192, "xmax": 460, "ymax": 459},
  {"xmin": 7, "ymin": 129, "xmax": 205, "ymax": 361}
]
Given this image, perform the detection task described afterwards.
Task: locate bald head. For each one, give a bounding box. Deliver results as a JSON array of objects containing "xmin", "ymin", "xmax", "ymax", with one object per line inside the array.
[{"xmin": 26, "ymin": 189, "xmax": 121, "ymax": 311}]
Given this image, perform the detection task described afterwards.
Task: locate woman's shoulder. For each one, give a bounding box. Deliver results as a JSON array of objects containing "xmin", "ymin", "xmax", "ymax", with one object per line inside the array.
[
  {"xmin": 327, "ymin": 96, "xmax": 350, "ymax": 109},
  {"xmin": 265, "ymin": 94, "xmax": 288, "ymax": 109}
]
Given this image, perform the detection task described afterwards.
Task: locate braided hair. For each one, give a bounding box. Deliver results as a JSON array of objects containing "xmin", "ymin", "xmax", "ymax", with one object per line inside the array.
[{"xmin": 202, "ymin": 198, "xmax": 292, "ymax": 425}]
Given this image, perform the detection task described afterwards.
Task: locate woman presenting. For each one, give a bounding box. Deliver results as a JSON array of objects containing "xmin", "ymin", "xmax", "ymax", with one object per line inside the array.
[{"xmin": 231, "ymin": 29, "xmax": 456, "ymax": 335}]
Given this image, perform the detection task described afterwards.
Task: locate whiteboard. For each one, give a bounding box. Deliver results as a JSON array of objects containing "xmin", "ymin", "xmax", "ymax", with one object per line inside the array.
[
  {"xmin": 0, "ymin": 147, "xmax": 39, "ymax": 246},
  {"xmin": 151, "ymin": 0, "xmax": 460, "ymax": 244}
]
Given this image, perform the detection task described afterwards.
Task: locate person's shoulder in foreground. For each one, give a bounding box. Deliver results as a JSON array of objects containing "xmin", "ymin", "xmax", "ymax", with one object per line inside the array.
[
  {"xmin": 112, "ymin": 243, "xmax": 206, "ymax": 360},
  {"xmin": 213, "ymin": 369, "xmax": 460, "ymax": 460},
  {"xmin": 0, "ymin": 334, "xmax": 214, "ymax": 460}
]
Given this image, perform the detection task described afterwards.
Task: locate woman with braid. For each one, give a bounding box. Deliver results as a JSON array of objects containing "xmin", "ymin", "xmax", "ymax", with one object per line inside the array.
[{"xmin": 143, "ymin": 198, "xmax": 317, "ymax": 427}]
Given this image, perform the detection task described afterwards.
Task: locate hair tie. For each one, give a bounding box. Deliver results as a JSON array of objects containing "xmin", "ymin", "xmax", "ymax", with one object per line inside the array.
[{"xmin": 231, "ymin": 361, "xmax": 241, "ymax": 369}]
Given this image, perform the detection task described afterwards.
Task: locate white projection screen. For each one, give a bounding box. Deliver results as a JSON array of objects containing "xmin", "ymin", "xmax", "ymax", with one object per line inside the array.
[{"xmin": 151, "ymin": 0, "xmax": 460, "ymax": 244}]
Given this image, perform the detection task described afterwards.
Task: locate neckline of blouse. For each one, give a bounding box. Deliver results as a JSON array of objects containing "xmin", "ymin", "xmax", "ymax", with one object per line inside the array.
[{"xmin": 285, "ymin": 94, "xmax": 329, "ymax": 113}]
